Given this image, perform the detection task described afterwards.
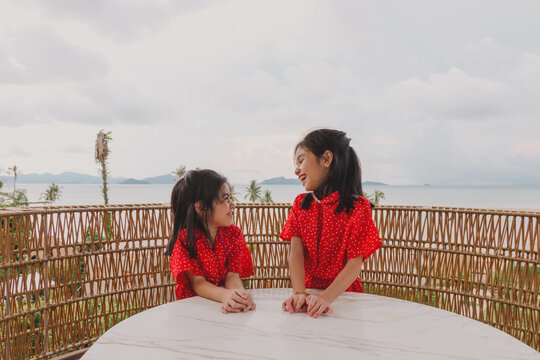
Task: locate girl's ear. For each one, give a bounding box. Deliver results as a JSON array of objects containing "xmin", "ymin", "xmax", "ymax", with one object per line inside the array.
[
  {"xmin": 322, "ymin": 150, "xmax": 333, "ymax": 168},
  {"xmin": 194, "ymin": 201, "xmax": 205, "ymax": 216}
]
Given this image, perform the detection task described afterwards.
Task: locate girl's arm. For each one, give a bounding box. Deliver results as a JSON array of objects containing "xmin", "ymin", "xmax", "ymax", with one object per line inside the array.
[
  {"xmin": 185, "ymin": 271, "xmax": 250, "ymax": 313},
  {"xmin": 282, "ymin": 236, "xmax": 309, "ymax": 313},
  {"xmin": 289, "ymin": 236, "xmax": 306, "ymax": 293},
  {"xmin": 306, "ymin": 255, "xmax": 364, "ymax": 318},
  {"xmin": 224, "ymin": 271, "xmax": 245, "ymax": 289}
]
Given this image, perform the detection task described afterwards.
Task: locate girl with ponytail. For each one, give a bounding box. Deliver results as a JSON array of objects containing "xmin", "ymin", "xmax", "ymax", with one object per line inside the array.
[
  {"xmin": 166, "ymin": 169, "xmax": 255, "ymax": 313},
  {"xmin": 281, "ymin": 129, "xmax": 381, "ymax": 318}
]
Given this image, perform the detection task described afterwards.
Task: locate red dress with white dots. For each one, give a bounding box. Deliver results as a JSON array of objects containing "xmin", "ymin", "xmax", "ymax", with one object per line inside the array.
[
  {"xmin": 280, "ymin": 191, "xmax": 381, "ymax": 292},
  {"xmin": 169, "ymin": 224, "xmax": 254, "ymax": 300}
]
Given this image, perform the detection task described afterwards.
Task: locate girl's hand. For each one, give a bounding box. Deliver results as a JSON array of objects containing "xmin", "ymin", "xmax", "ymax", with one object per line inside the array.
[
  {"xmin": 282, "ymin": 292, "xmax": 309, "ymax": 314},
  {"xmin": 306, "ymin": 294, "xmax": 333, "ymax": 318},
  {"xmin": 236, "ymin": 289, "xmax": 256, "ymax": 311},
  {"xmin": 221, "ymin": 289, "xmax": 253, "ymax": 314}
]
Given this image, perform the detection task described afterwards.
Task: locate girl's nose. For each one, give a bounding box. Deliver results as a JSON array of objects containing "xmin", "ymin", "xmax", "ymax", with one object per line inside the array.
[
  {"xmin": 294, "ymin": 167, "xmax": 301, "ymax": 176},
  {"xmin": 230, "ymin": 201, "xmax": 236, "ymax": 210}
]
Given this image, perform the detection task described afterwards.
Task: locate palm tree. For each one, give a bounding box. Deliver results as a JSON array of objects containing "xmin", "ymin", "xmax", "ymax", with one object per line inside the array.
[
  {"xmin": 374, "ymin": 189, "xmax": 385, "ymax": 205},
  {"xmin": 95, "ymin": 130, "xmax": 112, "ymax": 205},
  {"xmin": 362, "ymin": 191, "xmax": 374, "ymax": 203},
  {"xmin": 244, "ymin": 180, "xmax": 262, "ymax": 202},
  {"xmin": 173, "ymin": 165, "xmax": 187, "ymax": 179},
  {"xmin": 7, "ymin": 165, "xmax": 20, "ymax": 196},
  {"xmin": 263, "ymin": 189, "xmax": 274, "ymax": 203},
  {"xmin": 41, "ymin": 183, "xmax": 62, "ymax": 204},
  {"xmin": 229, "ymin": 184, "xmax": 240, "ymax": 202}
]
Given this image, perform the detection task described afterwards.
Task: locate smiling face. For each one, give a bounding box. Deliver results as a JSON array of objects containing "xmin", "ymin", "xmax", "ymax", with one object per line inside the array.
[
  {"xmin": 294, "ymin": 146, "xmax": 332, "ymax": 192},
  {"xmin": 207, "ymin": 183, "xmax": 235, "ymax": 229}
]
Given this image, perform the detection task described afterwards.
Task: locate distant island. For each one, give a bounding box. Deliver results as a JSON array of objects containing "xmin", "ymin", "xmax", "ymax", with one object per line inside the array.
[
  {"xmin": 261, "ymin": 177, "xmax": 300, "ymax": 185},
  {"xmin": 120, "ymin": 178, "xmax": 151, "ymax": 185},
  {"xmin": 262, "ymin": 176, "xmax": 387, "ymax": 186},
  {"xmin": 1, "ymin": 172, "xmax": 388, "ymax": 186},
  {"xmin": 0, "ymin": 172, "xmax": 177, "ymax": 185}
]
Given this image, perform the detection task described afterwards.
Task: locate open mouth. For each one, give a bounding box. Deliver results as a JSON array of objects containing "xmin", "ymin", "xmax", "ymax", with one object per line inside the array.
[{"xmin": 298, "ymin": 174, "xmax": 307, "ymax": 185}]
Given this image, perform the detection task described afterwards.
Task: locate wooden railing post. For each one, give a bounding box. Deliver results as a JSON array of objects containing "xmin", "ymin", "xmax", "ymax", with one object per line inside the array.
[
  {"xmin": 42, "ymin": 213, "xmax": 51, "ymax": 357},
  {"xmin": 417, "ymin": 210, "xmax": 423, "ymax": 304}
]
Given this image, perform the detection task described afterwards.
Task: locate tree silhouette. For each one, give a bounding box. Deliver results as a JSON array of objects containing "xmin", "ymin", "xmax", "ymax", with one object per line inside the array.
[
  {"xmin": 263, "ymin": 189, "xmax": 274, "ymax": 203},
  {"xmin": 95, "ymin": 130, "xmax": 112, "ymax": 204},
  {"xmin": 7, "ymin": 165, "xmax": 21, "ymax": 196},
  {"xmin": 41, "ymin": 183, "xmax": 62, "ymax": 204},
  {"xmin": 373, "ymin": 189, "xmax": 385, "ymax": 205},
  {"xmin": 173, "ymin": 165, "xmax": 187, "ymax": 179},
  {"xmin": 244, "ymin": 180, "xmax": 262, "ymax": 202}
]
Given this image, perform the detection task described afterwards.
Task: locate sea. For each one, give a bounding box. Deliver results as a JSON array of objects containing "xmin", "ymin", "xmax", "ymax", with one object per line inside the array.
[{"xmin": 4, "ymin": 183, "xmax": 540, "ymax": 211}]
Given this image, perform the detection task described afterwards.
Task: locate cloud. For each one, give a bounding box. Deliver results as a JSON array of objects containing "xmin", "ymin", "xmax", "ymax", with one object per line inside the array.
[
  {"xmin": 0, "ymin": 26, "xmax": 109, "ymax": 84},
  {"xmin": 1, "ymin": 1, "xmax": 540, "ymax": 185},
  {"xmin": 32, "ymin": 0, "xmax": 215, "ymax": 42},
  {"xmin": 0, "ymin": 79, "xmax": 172, "ymax": 127},
  {"xmin": 78, "ymin": 80, "xmax": 173, "ymax": 124},
  {"xmin": 387, "ymin": 68, "xmax": 515, "ymax": 121},
  {"xmin": 62, "ymin": 145, "xmax": 86, "ymax": 153},
  {"xmin": 9, "ymin": 146, "xmax": 31, "ymax": 157}
]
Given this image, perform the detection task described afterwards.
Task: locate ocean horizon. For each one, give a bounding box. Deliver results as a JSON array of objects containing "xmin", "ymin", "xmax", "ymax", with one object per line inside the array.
[{"xmin": 3, "ymin": 183, "xmax": 539, "ymax": 211}]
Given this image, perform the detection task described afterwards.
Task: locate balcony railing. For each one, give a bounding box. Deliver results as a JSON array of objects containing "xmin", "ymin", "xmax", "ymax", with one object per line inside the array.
[{"xmin": 0, "ymin": 203, "xmax": 538, "ymax": 359}]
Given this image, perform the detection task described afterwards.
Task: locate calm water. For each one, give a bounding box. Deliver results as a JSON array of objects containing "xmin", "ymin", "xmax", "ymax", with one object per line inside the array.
[{"xmin": 5, "ymin": 183, "xmax": 540, "ymax": 210}]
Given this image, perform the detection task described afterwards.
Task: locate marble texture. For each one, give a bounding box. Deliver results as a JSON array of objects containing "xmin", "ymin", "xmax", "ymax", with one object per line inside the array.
[{"xmin": 82, "ymin": 289, "xmax": 539, "ymax": 360}]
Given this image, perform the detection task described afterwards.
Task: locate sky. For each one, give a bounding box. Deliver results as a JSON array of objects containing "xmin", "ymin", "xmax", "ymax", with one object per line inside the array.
[{"xmin": 1, "ymin": 0, "xmax": 539, "ymax": 185}]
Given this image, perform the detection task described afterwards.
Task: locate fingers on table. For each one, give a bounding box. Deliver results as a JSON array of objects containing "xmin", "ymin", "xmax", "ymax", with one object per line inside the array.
[
  {"xmin": 311, "ymin": 303, "xmax": 328, "ymax": 318},
  {"xmin": 282, "ymin": 297, "xmax": 295, "ymax": 313},
  {"xmin": 232, "ymin": 292, "xmax": 250, "ymax": 307},
  {"xmin": 306, "ymin": 296, "xmax": 331, "ymax": 318},
  {"xmin": 293, "ymin": 296, "xmax": 305, "ymax": 312}
]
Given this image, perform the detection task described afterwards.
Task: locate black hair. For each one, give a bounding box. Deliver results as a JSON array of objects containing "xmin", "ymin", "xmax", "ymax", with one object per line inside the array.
[
  {"xmin": 165, "ymin": 169, "xmax": 228, "ymax": 258},
  {"xmin": 296, "ymin": 129, "xmax": 368, "ymax": 213}
]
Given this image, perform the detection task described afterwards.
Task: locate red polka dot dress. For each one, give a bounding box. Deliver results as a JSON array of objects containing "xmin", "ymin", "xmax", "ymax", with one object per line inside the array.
[
  {"xmin": 280, "ymin": 191, "xmax": 381, "ymax": 292},
  {"xmin": 169, "ymin": 224, "xmax": 254, "ymax": 300}
]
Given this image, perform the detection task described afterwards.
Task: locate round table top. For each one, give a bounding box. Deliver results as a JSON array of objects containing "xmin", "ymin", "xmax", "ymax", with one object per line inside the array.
[{"xmin": 82, "ymin": 289, "xmax": 538, "ymax": 360}]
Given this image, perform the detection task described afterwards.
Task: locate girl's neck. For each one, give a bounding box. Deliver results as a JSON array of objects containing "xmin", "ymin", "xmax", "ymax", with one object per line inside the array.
[
  {"xmin": 207, "ymin": 223, "xmax": 219, "ymax": 244},
  {"xmin": 314, "ymin": 184, "xmax": 334, "ymax": 200}
]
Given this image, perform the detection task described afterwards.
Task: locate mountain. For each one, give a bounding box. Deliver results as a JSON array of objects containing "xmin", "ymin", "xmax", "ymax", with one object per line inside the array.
[
  {"xmin": 261, "ymin": 177, "xmax": 387, "ymax": 186},
  {"xmin": 1, "ymin": 172, "xmax": 387, "ymax": 186},
  {"xmin": 120, "ymin": 178, "xmax": 151, "ymax": 184},
  {"xmin": 0, "ymin": 172, "xmax": 175, "ymax": 184},
  {"xmin": 0, "ymin": 172, "xmax": 106, "ymax": 184},
  {"xmin": 363, "ymin": 181, "xmax": 387, "ymax": 186},
  {"xmin": 261, "ymin": 177, "xmax": 300, "ymax": 185},
  {"xmin": 141, "ymin": 174, "xmax": 177, "ymax": 184}
]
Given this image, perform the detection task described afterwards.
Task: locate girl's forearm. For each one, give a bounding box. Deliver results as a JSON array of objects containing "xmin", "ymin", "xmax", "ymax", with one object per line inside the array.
[
  {"xmin": 289, "ymin": 236, "xmax": 307, "ymax": 293},
  {"xmin": 191, "ymin": 276, "xmax": 230, "ymax": 303},
  {"xmin": 321, "ymin": 256, "xmax": 364, "ymax": 303},
  {"xmin": 224, "ymin": 272, "xmax": 245, "ymax": 289}
]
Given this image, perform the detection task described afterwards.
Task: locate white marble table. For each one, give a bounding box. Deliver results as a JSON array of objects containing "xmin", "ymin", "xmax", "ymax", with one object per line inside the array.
[{"xmin": 82, "ymin": 289, "xmax": 539, "ymax": 360}]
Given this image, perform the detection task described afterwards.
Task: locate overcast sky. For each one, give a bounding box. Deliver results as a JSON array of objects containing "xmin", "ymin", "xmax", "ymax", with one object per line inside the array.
[{"xmin": 1, "ymin": 0, "xmax": 539, "ymax": 185}]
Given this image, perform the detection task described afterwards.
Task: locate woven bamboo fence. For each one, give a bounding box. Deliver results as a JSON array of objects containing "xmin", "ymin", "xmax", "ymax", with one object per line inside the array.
[{"xmin": 0, "ymin": 203, "xmax": 538, "ymax": 359}]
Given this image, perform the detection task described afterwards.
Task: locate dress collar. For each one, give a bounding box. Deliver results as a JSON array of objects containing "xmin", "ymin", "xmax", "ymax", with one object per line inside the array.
[{"xmin": 312, "ymin": 191, "xmax": 339, "ymax": 204}]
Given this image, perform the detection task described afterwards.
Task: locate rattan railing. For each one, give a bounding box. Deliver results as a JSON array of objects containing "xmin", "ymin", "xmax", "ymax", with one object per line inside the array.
[{"xmin": 0, "ymin": 203, "xmax": 538, "ymax": 359}]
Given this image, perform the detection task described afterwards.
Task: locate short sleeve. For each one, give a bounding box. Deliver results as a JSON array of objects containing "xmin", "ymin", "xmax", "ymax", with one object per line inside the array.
[
  {"xmin": 227, "ymin": 226, "xmax": 254, "ymax": 278},
  {"xmin": 169, "ymin": 235, "xmax": 204, "ymax": 284},
  {"xmin": 346, "ymin": 200, "xmax": 382, "ymax": 261},
  {"xmin": 280, "ymin": 195, "xmax": 303, "ymax": 241}
]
